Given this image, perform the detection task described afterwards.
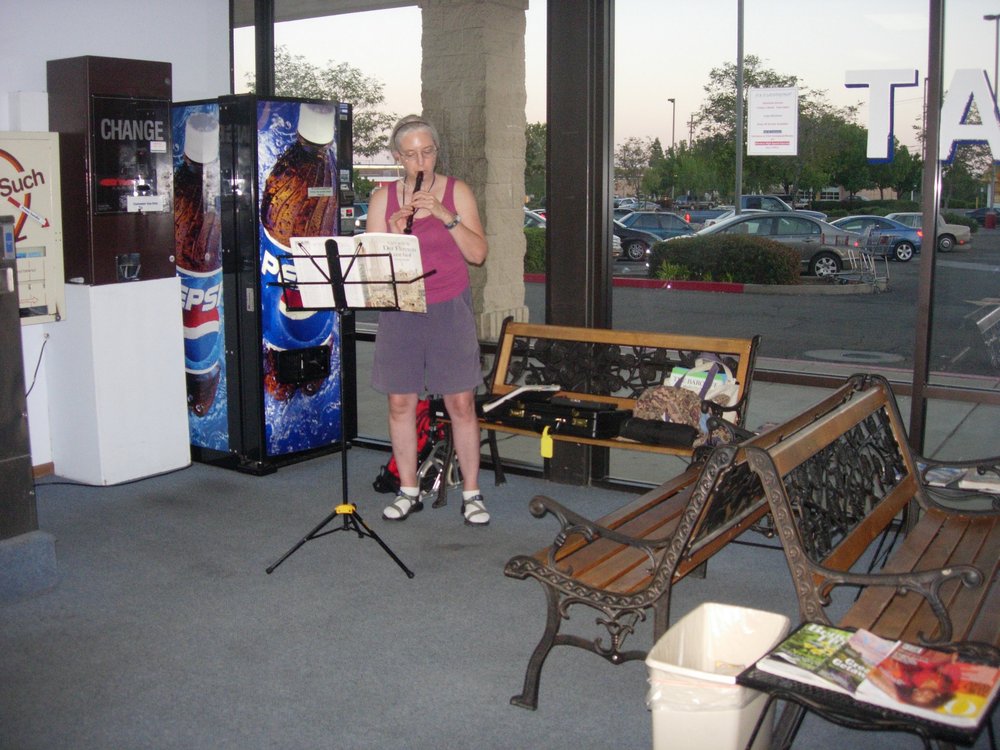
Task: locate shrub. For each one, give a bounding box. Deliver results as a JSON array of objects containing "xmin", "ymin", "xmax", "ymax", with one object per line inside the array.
[
  {"xmin": 649, "ymin": 235, "xmax": 801, "ymax": 285},
  {"xmin": 523, "ymin": 227, "xmax": 546, "ymax": 273}
]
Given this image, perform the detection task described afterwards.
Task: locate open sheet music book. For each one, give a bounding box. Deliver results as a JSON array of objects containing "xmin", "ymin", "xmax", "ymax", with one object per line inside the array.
[{"xmin": 289, "ymin": 233, "xmax": 428, "ymax": 313}]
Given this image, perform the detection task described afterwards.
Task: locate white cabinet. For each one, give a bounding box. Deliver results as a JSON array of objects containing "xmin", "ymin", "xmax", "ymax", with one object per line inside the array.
[{"xmin": 47, "ymin": 278, "xmax": 190, "ymax": 484}]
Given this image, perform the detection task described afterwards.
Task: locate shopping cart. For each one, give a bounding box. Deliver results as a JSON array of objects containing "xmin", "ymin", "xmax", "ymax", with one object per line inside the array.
[{"xmin": 834, "ymin": 227, "xmax": 891, "ymax": 289}]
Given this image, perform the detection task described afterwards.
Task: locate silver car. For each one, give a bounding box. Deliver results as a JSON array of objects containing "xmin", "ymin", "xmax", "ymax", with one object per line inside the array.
[
  {"xmin": 688, "ymin": 212, "xmax": 861, "ymax": 276},
  {"xmin": 884, "ymin": 212, "xmax": 971, "ymax": 252}
]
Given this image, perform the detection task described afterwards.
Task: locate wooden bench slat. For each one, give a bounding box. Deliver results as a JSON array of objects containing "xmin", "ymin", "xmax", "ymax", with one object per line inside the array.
[
  {"xmin": 936, "ymin": 516, "xmax": 1000, "ymax": 646},
  {"xmin": 857, "ymin": 514, "xmax": 971, "ymax": 640},
  {"xmin": 839, "ymin": 511, "xmax": 999, "ymax": 644}
]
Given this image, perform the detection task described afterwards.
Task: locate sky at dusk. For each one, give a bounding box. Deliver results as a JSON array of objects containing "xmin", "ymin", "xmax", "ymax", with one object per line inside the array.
[{"xmin": 234, "ymin": 1, "xmax": 1000, "ymax": 156}]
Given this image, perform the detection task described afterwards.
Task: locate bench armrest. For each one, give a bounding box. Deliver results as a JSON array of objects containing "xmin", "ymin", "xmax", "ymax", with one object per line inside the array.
[
  {"xmin": 801, "ymin": 560, "xmax": 983, "ymax": 644},
  {"xmin": 523, "ymin": 494, "xmax": 672, "ymax": 570}
]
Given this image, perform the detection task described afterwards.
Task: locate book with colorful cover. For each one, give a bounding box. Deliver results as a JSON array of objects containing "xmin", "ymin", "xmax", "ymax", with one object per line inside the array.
[
  {"xmin": 818, "ymin": 628, "xmax": 897, "ymax": 694},
  {"xmin": 856, "ymin": 642, "xmax": 1000, "ymax": 728},
  {"xmin": 757, "ymin": 624, "xmax": 1000, "ymax": 729},
  {"xmin": 756, "ymin": 623, "xmax": 892, "ymax": 695}
]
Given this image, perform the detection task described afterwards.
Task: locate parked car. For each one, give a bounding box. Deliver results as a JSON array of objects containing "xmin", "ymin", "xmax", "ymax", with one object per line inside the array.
[
  {"xmin": 830, "ymin": 215, "xmax": 921, "ymax": 262},
  {"xmin": 353, "ymin": 213, "xmax": 367, "ymax": 235},
  {"xmin": 683, "ymin": 212, "xmax": 860, "ymax": 276},
  {"xmin": 965, "ymin": 206, "xmax": 998, "ymax": 226},
  {"xmin": 526, "ymin": 208, "xmax": 622, "ymax": 257},
  {"xmin": 702, "ymin": 207, "xmax": 766, "ymax": 228},
  {"xmin": 615, "ymin": 198, "xmax": 662, "ymax": 212},
  {"xmin": 613, "ymin": 220, "xmax": 660, "ymax": 261},
  {"xmin": 616, "ymin": 210, "xmax": 694, "ymax": 240},
  {"xmin": 884, "ymin": 212, "xmax": 971, "ymax": 252},
  {"xmin": 740, "ymin": 194, "xmax": 827, "ymax": 221},
  {"xmin": 672, "ymin": 193, "xmax": 715, "ymax": 209},
  {"xmin": 613, "ymin": 207, "xmax": 635, "ymax": 220}
]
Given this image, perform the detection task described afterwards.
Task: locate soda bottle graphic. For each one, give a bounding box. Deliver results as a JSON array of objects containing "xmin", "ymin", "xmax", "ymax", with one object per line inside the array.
[
  {"xmin": 174, "ymin": 111, "xmax": 224, "ymax": 416},
  {"xmin": 260, "ymin": 102, "xmax": 338, "ymax": 247},
  {"xmin": 259, "ymin": 102, "xmax": 338, "ymax": 401}
]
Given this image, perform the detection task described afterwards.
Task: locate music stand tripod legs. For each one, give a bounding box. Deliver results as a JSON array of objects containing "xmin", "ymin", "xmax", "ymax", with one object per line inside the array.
[
  {"xmin": 266, "ymin": 422, "xmax": 414, "ymax": 578},
  {"xmin": 266, "ymin": 237, "xmax": 430, "ymax": 578}
]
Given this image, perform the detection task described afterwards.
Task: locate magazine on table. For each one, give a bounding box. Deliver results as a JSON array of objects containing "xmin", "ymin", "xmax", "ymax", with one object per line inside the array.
[
  {"xmin": 917, "ymin": 462, "xmax": 1000, "ymax": 493},
  {"xmin": 756, "ymin": 623, "xmax": 1000, "ymax": 728},
  {"xmin": 956, "ymin": 469, "xmax": 1000, "ymax": 493},
  {"xmin": 918, "ymin": 463, "xmax": 968, "ymax": 488},
  {"xmin": 288, "ymin": 233, "xmax": 428, "ymax": 313}
]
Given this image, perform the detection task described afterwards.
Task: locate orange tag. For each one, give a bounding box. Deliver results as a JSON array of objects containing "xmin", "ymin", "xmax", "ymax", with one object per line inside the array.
[{"xmin": 540, "ymin": 426, "xmax": 553, "ymax": 458}]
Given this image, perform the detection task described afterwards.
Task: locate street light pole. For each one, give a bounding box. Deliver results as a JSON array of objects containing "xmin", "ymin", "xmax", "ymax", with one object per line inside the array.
[
  {"xmin": 986, "ymin": 13, "xmax": 1000, "ymax": 207},
  {"xmin": 668, "ymin": 98, "xmax": 676, "ymax": 151},
  {"xmin": 668, "ymin": 97, "xmax": 676, "ymax": 199}
]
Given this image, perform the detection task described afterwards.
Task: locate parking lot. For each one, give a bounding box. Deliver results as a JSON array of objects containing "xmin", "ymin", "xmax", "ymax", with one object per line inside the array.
[{"xmin": 534, "ymin": 228, "xmax": 1000, "ymax": 377}]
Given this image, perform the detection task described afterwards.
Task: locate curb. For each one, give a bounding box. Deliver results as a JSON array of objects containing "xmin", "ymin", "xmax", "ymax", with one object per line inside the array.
[{"xmin": 524, "ymin": 274, "xmax": 883, "ymax": 295}]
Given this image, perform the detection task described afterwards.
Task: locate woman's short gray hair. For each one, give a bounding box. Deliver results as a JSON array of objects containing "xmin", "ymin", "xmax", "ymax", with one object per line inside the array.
[{"xmin": 389, "ymin": 115, "xmax": 440, "ymax": 154}]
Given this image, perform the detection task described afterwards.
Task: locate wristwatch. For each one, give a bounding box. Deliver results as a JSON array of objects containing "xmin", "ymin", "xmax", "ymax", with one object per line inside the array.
[{"xmin": 443, "ymin": 214, "xmax": 461, "ymax": 229}]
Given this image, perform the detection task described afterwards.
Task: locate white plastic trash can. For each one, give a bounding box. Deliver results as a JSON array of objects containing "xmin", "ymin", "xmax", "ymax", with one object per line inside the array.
[{"xmin": 645, "ymin": 602, "xmax": 790, "ymax": 750}]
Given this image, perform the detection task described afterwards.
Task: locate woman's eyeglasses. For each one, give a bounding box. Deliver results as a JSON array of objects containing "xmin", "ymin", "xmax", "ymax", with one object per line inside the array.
[{"xmin": 400, "ymin": 146, "xmax": 438, "ymax": 161}]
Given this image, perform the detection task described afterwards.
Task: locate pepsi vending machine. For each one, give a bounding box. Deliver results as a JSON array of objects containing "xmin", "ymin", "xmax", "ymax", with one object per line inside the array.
[{"xmin": 172, "ymin": 96, "xmax": 356, "ymax": 473}]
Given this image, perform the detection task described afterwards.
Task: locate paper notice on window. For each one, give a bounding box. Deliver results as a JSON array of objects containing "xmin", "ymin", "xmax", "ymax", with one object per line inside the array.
[{"xmin": 747, "ymin": 87, "xmax": 798, "ymax": 156}]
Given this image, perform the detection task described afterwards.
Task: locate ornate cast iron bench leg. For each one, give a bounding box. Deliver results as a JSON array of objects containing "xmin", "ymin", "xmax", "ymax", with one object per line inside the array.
[{"xmin": 510, "ymin": 583, "xmax": 562, "ymax": 710}]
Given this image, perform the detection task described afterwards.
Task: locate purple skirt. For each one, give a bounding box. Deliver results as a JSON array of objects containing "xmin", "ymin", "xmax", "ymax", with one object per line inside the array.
[{"xmin": 371, "ymin": 288, "xmax": 482, "ymax": 395}]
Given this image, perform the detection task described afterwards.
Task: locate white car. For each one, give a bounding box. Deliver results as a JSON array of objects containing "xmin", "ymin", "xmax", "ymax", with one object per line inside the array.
[
  {"xmin": 702, "ymin": 208, "xmax": 766, "ymax": 228},
  {"xmin": 885, "ymin": 212, "xmax": 971, "ymax": 252}
]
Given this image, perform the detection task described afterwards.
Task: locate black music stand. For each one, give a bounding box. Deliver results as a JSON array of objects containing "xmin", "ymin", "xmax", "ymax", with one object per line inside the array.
[{"xmin": 265, "ymin": 237, "xmax": 432, "ymax": 578}]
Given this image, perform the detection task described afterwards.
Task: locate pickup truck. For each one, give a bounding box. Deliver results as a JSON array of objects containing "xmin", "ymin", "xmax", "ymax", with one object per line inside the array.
[
  {"xmin": 741, "ymin": 194, "xmax": 827, "ymax": 220},
  {"xmin": 672, "ymin": 194, "xmax": 716, "ymax": 210}
]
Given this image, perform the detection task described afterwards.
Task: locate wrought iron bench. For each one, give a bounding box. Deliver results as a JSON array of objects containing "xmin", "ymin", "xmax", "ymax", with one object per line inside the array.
[
  {"xmin": 431, "ymin": 319, "xmax": 760, "ymax": 505},
  {"xmin": 503, "ymin": 402, "xmax": 833, "ymax": 710},
  {"xmin": 743, "ymin": 374, "xmax": 1000, "ymax": 746},
  {"xmin": 744, "ymin": 373, "xmax": 999, "ymax": 647}
]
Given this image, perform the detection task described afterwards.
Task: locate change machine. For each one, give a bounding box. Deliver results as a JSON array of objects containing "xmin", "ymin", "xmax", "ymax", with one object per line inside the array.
[
  {"xmin": 172, "ymin": 96, "xmax": 357, "ymax": 473},
  {"xmin": 47, "ymin": 56, "xmax": 174, "ymax": 285}
]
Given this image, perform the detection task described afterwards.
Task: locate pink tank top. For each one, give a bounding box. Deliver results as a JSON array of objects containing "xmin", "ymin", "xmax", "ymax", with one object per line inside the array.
[{"xmin": 384, "ymin": 176, "xmax": 470, "ymax": 304}]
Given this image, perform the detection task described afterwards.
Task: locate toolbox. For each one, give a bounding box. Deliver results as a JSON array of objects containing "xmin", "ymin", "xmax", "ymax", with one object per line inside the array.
[{"xmin": 485, "ymin": 395, "xmax": 632, "ymax": 439}]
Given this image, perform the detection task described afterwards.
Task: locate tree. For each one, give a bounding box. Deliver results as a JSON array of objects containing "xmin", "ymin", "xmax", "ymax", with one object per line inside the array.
[
  {"xmin": 525, "ymin": 122, "xmax": 547, "ymax": 205},
  {"xmin": 245, "ymin": 45, "xmax": 397, "ymax": 159},
  {"xmin": 693, "ymin": 55, "xmax": 864, "ymax": 201},
  {"xmin": 889, "ymin": 144, "xmax": 922, "ymax": 201},
  {"xmin": 869, "ymin": 139, "xmax": 920, "ymax": 200},
  {"xmin": 828, "ymin": 121, "xmax": 871, "ymax": 197},
  {"xmin": 943, "ymin": 144, "xmax": 992, "ymax": 205},
  {"xmin": 615, "ymin": 137, "xmax": 653, "ymax": 197},
  {"xmin": 641, "ymin": 138, "xmax": 669, "ymax": 197}
]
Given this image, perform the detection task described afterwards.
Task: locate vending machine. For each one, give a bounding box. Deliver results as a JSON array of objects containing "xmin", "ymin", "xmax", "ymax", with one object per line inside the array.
[{"xmin": 172, "ymin": 95, "xmax": 356, "ymax": 473}]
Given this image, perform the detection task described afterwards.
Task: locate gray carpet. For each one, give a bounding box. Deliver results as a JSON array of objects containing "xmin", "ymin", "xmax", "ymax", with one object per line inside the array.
[{"xmin": 1, "ymin": 448, "xmax": 994, "ymax": 749}]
